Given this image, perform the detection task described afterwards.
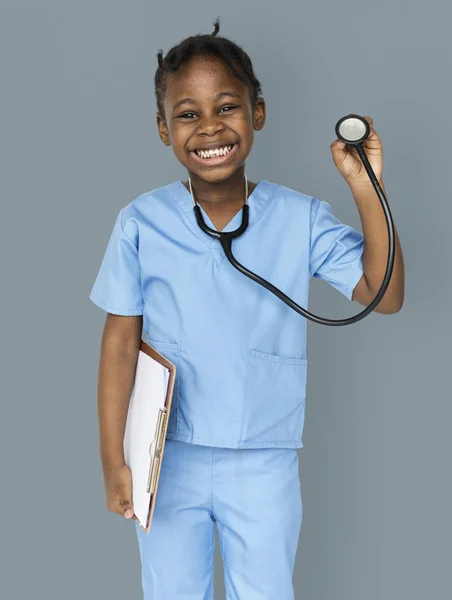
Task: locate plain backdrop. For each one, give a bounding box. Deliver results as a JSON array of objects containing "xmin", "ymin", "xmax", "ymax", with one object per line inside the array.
[{"xmin": 1, "ymin": 1, "xmax": 450, "ymax": 598}]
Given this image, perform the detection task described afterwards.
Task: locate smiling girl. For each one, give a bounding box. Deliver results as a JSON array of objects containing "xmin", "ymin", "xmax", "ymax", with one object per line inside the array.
[{"xmin": 89, "ymin": 19, "xmax": 404, "ymax": 600}]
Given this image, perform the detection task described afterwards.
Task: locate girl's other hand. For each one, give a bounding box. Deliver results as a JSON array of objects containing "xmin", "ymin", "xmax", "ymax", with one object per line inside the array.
[{"xmin": 103, "ymin": 463, "xmax": 137, "ymax": 520}]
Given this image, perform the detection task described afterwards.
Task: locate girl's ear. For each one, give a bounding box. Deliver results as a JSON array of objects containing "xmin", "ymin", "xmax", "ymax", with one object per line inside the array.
[
  {"xmin": 253, "ymin": 97, "xmax": 266, "ymax": 131},
  {"xmin": 156, "ymin": 112, "xmax": 171, "ymax": 146}
]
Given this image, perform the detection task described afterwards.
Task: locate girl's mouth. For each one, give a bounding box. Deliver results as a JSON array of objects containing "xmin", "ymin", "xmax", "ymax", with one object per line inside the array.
[{"xmin": 190, "ymin": 143, "xmax": 238, "ymax": 166}]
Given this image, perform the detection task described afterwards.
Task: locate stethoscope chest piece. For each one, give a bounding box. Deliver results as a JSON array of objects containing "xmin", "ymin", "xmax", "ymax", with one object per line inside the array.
[{"xmin": 335, "ymin": 114, "xmax": 370, "ymax": 146}]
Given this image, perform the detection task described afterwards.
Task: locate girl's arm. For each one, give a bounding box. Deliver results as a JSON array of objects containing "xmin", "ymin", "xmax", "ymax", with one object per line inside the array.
[
  {"xmin": 350, "ymin": 179, "xmax": 405, "ymax": 313},
  {"xmin": 330, "ymin": 116, "xmax": 405, "ymax": 314},
  {"xmin": 97, "ymin": 314, "xmax": 143, "ymax": 470}
]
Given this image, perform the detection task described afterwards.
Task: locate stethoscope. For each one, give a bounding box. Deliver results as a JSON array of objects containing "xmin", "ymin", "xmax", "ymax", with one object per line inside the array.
[{"xmin": 189, "ymin": 114, "xmax": 395, "ymax": 326}]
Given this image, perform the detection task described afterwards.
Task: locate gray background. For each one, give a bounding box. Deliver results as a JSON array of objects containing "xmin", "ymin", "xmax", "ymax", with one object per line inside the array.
[{"xmin": 1, "ymin": 0, "xmax": 450, "ymax": 598}]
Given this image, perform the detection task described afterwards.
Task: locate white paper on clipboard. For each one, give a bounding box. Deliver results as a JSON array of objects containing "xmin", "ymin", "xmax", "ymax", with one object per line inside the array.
[{"xmin": 123, "ymin": 350, "xmax": 170, "ymax": 528}]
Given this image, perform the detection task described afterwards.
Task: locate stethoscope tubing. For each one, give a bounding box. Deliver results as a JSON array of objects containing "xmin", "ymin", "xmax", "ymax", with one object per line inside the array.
[{"xmin": 192, "ymin": 143, "xmax": 395, "ymax": 326}]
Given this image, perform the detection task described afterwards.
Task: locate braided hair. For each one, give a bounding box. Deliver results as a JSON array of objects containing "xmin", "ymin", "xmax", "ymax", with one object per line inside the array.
[{"xmin": 155, "ymin": 19, "xmax": 262, "ymax": 119}]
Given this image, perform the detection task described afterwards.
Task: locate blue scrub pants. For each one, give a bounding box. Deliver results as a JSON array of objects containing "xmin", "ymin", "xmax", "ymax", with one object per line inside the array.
[{"xmin": 135, "ymin": 439, "xmax": 303, "ymax": 599}]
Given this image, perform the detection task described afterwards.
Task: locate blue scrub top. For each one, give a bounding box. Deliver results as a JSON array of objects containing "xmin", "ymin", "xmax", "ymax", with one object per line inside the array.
[{"xmin": 89, "ymin": 180, "xmax": 364, "ymax": 449}]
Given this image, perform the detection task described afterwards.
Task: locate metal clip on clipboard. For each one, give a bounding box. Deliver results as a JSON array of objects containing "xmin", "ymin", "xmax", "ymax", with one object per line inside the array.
[{"xmin": 147, "ymin": 408, "xmax": 167, "ymax": 494}]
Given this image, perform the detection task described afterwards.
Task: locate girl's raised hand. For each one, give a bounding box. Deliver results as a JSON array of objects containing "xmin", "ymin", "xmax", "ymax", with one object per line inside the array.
[{"xmin": 330, "ymin": 116, "xmax": 383, "ymax": 186}]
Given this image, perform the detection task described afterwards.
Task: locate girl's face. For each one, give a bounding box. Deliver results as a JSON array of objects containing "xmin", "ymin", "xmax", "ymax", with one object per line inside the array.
[{"xmin": 157, "ymin": 55, "xmax": 266, "ymax": 185}]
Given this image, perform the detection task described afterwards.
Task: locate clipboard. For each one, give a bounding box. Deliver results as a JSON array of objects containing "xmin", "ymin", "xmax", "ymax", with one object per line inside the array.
[{"xmin": 123, "ymin": 339, "xmax": 177, "ymax": 534}]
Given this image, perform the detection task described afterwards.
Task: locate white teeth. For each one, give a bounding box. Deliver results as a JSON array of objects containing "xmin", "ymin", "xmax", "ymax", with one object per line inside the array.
[{"xmin": 194, "ymin": 145, "xmax": 233, "ymax": 159}]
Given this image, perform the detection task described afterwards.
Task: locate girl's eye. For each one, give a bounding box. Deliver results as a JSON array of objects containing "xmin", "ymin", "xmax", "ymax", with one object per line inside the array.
[
  {"xmin": 219, "ymin": 105, "xmax": 238, "ymax": 113},
  {"xmin": 178, "ymin": 106, "xmax": 239, "ymax": 119}
]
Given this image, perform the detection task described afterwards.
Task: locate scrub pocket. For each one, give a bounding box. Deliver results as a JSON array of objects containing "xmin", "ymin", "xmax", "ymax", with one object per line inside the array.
[
  {"xmin": 143, "ymin": 335, "xmax": 181, "ymax": 435},
  {"xmin": 240, "ymin": 349, "xmax": 307, "ymax": 444}
]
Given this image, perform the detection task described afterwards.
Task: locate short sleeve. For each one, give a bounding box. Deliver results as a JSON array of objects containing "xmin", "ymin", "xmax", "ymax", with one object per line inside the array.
[
  {"xmin": 89, "ymin": 208, "xmax": 144, "ymax": 315},
  {"xmin": 309, "ymin": 198, "xmax": 364, "ymax": 300}
]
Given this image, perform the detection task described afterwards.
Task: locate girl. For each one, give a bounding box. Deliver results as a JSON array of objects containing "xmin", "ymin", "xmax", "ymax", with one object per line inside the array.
[{"xmin": 90, "ymin": 19, "xmax": 404, "ymax": 600}]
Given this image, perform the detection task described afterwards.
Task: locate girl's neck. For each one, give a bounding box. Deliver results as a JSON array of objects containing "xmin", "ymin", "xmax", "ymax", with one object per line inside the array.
[{"xmin": 183, "ymin": 170, "xmax": 256, "ymax": 209}]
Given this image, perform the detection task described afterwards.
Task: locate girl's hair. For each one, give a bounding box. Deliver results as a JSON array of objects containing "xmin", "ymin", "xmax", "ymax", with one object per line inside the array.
[{"xmin": 155, "ymin": 19, "xmax": 262, "ymax": 118}]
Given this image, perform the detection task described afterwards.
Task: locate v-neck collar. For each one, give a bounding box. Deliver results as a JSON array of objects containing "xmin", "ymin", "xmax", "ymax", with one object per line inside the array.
[{"xmin": 168, "ymin": 179, "xmax": 276, "ymax": 267}]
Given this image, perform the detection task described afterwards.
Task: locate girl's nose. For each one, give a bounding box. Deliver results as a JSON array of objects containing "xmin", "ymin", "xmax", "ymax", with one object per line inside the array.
[{"xmin": 197, "ymin": 115, "xmax": 225, "ymax": 136}]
